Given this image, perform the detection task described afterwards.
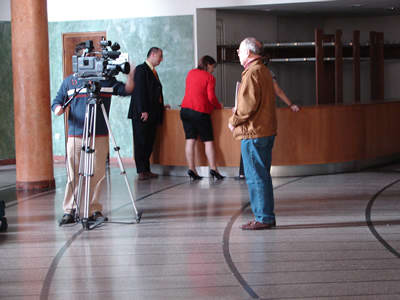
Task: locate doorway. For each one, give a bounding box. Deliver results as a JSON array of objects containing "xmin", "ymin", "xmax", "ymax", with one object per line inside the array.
[
  {"xmin": 62, "ymin": 31, "xmax": 106, "ymax": 78},
  {"xmin": 61, "ymin": 32, "xmax": 107, "ymax": 148}
]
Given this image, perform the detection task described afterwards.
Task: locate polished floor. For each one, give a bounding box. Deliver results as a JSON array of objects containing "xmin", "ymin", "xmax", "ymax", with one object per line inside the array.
[{"xmin": 0, "ymin": 162, "xmax": 400, "ymax": 300}]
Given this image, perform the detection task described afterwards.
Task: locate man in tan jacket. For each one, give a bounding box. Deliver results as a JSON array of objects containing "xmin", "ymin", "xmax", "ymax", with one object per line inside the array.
[{"xmin": 229, "ymin": 37, "xmax": 277, "ymax": 230}]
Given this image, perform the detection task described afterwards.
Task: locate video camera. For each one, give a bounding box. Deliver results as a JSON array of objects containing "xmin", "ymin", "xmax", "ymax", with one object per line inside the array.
[{"xmin": 72, "ymin": 38, "xmax": 130, "ymax": 81}]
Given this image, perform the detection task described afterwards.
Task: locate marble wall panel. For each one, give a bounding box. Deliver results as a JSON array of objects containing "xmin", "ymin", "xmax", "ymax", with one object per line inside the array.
[
  {"xmin": 0, "ymin": 21, "xmax": 15, "ymax": 160},
  {"xmin": 49, "ymin": 16, "xmax": 194, "ymax": 158}
]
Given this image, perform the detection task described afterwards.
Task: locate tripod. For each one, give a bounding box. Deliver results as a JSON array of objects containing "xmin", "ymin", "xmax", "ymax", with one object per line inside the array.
[{"xmin": 68, "ymin": 81, "xmax": 142, "ymax": 230}]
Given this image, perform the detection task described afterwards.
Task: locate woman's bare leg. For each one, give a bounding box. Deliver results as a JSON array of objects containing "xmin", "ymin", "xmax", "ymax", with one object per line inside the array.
[
  {"xmin": 185, "ymin": 139, "xmax": 196, "ymax": 171},
  {"xmin": 204, "ymin": 141, "xmax": 217, "ymax": 170}
]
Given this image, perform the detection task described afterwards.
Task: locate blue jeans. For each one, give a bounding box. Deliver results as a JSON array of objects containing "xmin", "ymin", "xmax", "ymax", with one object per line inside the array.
[{"xmin": 241, "ymin": 136, "xmax": 275, "ymax": 224}]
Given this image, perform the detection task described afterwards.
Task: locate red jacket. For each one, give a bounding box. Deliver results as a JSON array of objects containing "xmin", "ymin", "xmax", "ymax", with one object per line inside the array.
[{"xmin": 181, "ymin": 69, "xmax": 222, "ymax": 114}]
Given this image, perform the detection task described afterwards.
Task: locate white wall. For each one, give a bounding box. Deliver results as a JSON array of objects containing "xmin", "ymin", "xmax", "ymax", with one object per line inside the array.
[
  {"xmin": 195, "ymin": 9, "xmax": 217, "ymax": 65},
  {"xmin": 45, "ymin": 0, "xmax": 333, "ymax": 21},
  {"xmin": 0, "ymin": 0, "xmax": 342, "ymax": 22},
  {"xmin": 0, "ymin": 0, "xmax": 10, "ymax": 21}
]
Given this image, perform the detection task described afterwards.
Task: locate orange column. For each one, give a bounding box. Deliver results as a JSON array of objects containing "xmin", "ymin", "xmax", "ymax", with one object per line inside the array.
[{"xmin": 11, "ymin": 0, "xmax": 55, "ymax": 190}]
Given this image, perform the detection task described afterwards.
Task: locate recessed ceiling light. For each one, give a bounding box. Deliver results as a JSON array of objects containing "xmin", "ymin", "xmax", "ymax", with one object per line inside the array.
[{"xmin": 351, "ymin": 4, "xmax": 363, "ymax": 8}]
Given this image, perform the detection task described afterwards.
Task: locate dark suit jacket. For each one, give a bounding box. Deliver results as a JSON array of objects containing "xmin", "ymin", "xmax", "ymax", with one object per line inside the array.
[{"xmin": 128, "ymin": 62, "xmax": 164, "ymax": 124}]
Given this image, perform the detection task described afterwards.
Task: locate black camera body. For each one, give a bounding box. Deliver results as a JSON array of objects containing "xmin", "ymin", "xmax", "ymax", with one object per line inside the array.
[{"xmin": 72, "ymin": 38, "xmax": 130, "ymax": 81}]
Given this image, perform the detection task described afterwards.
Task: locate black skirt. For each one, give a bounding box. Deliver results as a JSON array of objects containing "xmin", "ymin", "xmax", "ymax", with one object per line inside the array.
[{"xmin": 180, "ymin": 108, "xmax": 214, "ymax": 141}]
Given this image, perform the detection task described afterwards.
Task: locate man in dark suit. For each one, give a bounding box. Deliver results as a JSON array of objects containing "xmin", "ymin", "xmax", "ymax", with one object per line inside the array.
[{"xmin": 128, "ymin": 47, "xmax": 165, "ymax": 180}]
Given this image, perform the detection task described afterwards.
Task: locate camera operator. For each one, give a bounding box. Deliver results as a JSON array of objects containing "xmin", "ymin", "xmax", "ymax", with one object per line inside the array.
[{"xmin": 51, "ymin": 42, "xmax": 134, "ymax": 226}]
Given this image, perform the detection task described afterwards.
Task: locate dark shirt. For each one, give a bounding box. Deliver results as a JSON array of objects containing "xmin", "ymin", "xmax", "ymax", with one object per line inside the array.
[{"xmin": 51, "ymin": 74, "xmax": 128, "ymax": 136}]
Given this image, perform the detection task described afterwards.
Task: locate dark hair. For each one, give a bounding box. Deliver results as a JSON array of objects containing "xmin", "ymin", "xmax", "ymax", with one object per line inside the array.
[
  {"xmin": 197, "ymin": 55, "xmax": 216, "ymax": 71},
  {"xmin": 147, "ymin": 47, "xmax": 162, "ymax": 58},
  {"xmin": 74, "ymin": 42, "xmax": 87, "ymax": 55}
]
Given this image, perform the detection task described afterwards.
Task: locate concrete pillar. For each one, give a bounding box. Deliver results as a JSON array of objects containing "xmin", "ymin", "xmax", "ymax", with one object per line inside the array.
[{"xmin": 11, "ymin": 0, "xmax": 55, "ymax": 190}]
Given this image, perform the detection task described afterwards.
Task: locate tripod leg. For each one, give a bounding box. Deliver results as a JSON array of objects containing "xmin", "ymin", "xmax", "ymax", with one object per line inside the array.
[
  {"xmin": 82, "ymin": 103, "xmax": 97, "ymax": 226},
  {"xmin": 74, "ymin": 145, "xmax": 85, "ymax": 221},
  {"xmin": 100, "ymin": 103, "xmax": 142, "ymax": 223},
  {"xmin": 72, "ymin": 102, "xmax": 92, "ymax": 223}
]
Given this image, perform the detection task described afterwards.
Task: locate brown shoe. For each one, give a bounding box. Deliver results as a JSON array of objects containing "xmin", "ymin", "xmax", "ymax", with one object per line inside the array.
[
  {"xmin": 138, "ymin": 172, "xmax": 150, "ymax": 181},
  {"xmin": 241, "ymin": 220, "xmax": 276, "ymax": 230},
  {"xmin": 147, "ymin": 171, "xmax": 158, "ymax": 178}
]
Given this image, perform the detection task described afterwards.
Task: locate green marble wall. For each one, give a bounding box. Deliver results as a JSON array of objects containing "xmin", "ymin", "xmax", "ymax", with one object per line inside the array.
[
  {"xmin": 0, "ymin": 21, "xmax": 15, "ymax": 160},
  {"xmin": 49, "ymin": 16, "xmax": 194, "ymax": 158}
]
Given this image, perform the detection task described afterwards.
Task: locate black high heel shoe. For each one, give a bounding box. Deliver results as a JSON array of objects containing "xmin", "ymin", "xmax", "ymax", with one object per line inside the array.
[
  {"xmin": 210, "ymin": 169, "xmax": 225, "ymax": 180},
  {"xmin": 188, "ymin": 169, "xmax": 202, "ymax": 181}
]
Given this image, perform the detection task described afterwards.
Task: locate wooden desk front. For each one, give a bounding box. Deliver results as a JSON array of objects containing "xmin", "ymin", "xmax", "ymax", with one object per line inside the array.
[{"xmin": 151, "ymin": 102, "xmax": 400, "ymax": 167}]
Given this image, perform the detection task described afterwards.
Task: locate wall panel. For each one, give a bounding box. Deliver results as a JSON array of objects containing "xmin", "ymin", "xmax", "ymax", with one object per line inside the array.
[
  {"xmin": 49, "ymin": 16, "xmax": 194, "ymax": 158},
  {"xmin": 0, "ymin": 21, "xmax": 14, "ymax": 161}
]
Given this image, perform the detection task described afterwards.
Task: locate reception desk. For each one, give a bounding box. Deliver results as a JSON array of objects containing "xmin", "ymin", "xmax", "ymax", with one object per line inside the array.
[{"xmin": 151, "ymin": 101, "xmax": 400, "ymax": 176}]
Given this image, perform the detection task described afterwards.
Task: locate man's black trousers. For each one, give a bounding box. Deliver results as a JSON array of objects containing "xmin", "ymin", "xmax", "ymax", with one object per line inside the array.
[{"xmin": 132, "ymin": 119, "xmax": 158, "ymax": 174}]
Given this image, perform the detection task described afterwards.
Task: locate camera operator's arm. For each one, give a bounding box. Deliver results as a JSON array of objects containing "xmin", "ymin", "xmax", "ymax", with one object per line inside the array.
[
  {"xmin": 124, "ymin": 64, "xmax": 135, "ymax": 94},
  {"xmin": 51, "ymin": 76, "xmax": 70, "ymax": 116},
  {"xmin": 109, "ymin": 65, "xmax": 135, "ymax": 97}
]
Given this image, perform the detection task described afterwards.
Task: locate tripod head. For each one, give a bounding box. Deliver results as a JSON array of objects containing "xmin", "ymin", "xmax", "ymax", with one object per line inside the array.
[
  {"xmin": 85, "ymin": 81, "xmax": 103, "ymax": 105},
  {"xmin": 85, "ymin": 80, "xmax": 101, "ymax": 94},
  {"xmin": 62, "ymin": 80, "xmax": 103, "ymax": 109}
]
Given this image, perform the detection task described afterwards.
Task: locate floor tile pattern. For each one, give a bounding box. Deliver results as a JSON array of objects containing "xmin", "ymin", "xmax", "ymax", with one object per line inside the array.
[{"xmin": 0, "ymin": 163, "xmax": 399, "ymax": 299}]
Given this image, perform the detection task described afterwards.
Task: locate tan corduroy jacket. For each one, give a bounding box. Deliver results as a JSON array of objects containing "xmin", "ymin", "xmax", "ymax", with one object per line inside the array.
[{"xmin": 229, "ymin": 59, "xmax": 277, "ymax": 140}]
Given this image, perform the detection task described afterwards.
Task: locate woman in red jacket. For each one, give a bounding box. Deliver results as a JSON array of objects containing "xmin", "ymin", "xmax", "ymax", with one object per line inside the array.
[{"xmin": 180, "ymin": 55, "xmax": 224, "ymax": 180}]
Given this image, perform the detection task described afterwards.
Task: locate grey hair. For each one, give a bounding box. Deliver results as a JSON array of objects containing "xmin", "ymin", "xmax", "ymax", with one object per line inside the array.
[{"xmin": 241, "ymin": 37, "xmax": 262, "ymax": 55}]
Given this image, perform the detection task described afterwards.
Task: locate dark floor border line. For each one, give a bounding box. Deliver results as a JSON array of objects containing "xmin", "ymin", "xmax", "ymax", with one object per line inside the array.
[
  {"xmin": 275, "ymin": 219, "xmax": 400, "ymax": 230},
  {"xmin": 0, "ymin": 184, "xmax": 17, "ymax": 191},
  {"xmin": 274, "ymin": 293, "xmax": 400, "ymax": 300},
  {"xmin": 3, "ymin": 189, "xmax": 62, "ymax": 209},
  {"xmin": 104, "ymin": 181, "xmax": 188, "ymax": 219},
  {"xmin": 39, "ymin": 228, "xmax": 83, "ymax": 300},
  {"xmin": 39, "ymin": 181, "xmax": 187, "ymax": 300},
  {"xmin": 223, "ymin": 202, "xmax": 258, "ymax": 298},
  {"xmin": 222, "ymin": 177, "xmax": 307, "ymax": 299},
  {"xmin": 372, "ymin": 169, "xmax": 400, "ymax": 174},
  {"xmin": 1, "ymin": 172, "xmax": 68, "ymax": 208},
  {"xmin": 365, "ymin": 178, "xmax": 400, "ymax": 259}
]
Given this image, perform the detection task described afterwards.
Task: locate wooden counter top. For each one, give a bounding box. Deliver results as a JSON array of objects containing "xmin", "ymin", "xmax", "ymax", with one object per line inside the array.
[{"xmin": 151, "ymin": 102, "xmax": 400, "ymax": 167}]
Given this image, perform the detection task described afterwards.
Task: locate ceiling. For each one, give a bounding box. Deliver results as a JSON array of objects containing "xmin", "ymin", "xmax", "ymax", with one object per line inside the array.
[{"xmin": 221, "ymin": 0, "xmax": 400, "ymax": 17}]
